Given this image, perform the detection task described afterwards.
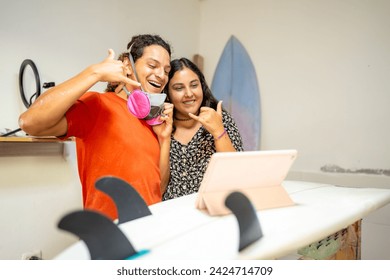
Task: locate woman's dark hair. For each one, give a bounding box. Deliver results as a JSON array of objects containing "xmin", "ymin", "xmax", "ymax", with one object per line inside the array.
[
  {"xmin": 165, "ymin": 57, "xmax": 219, "ymax": 110},
  {"xmin": 106, "ymin": 34, "xmax": 171, "ymax": 92}
]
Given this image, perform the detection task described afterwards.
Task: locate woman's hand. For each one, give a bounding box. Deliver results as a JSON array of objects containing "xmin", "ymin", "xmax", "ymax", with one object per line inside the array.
[
  {"xmin": 153, "ymin": 102, "xmax": 174, "ymax": 141},
  {"xmin": 189, "ymin": 100, "xmax": 225, "ymax": 138}
]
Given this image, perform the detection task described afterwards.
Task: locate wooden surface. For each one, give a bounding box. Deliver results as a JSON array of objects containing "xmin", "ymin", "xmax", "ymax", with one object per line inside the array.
[
  {"xmin": 0, "ymin": 137, "xmax": 74, "ymax": 156},
  {"xmin": 298, "ymin": 220, "xmax": 361, "ymax": 260},
  {"xmin": 0, "ymin": 136, "xmax": 70, "ymax": 142}
]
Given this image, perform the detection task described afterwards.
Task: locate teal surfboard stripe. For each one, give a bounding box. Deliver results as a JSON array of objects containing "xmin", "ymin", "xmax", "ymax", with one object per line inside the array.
[{"xmin": 211, "ymin": 36, "xmax": 261, "ymax": 151}]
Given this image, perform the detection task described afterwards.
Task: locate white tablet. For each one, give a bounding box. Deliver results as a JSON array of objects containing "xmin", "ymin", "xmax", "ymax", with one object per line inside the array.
[{"xmin": 195, "ymin": 149, "xmax": 298, "ymax": 215}]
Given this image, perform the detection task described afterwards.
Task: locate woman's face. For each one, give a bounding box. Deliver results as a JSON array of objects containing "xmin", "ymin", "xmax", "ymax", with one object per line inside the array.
[
  {"xmin": 133, "ymin": 45, "xmax": 171, "ymax": 94},
  {"xmin": 168, "ymin": 67, "xmax": 203, "ymax": 118}
]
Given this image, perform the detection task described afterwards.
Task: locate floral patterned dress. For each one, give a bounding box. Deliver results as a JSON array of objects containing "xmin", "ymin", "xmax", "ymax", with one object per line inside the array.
[{"xmin": 163, "ymin": 111, "xmax": 244, "ymax": 200}]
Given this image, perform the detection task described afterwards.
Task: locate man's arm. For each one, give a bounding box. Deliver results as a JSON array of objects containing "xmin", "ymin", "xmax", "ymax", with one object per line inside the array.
[{"xmin": 19, "ymin": 49, "xmax": 140, "ymax": 136}]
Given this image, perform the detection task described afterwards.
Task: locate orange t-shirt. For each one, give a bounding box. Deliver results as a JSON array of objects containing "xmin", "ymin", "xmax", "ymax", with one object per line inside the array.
[{"xmin": 65, "ymin": 92, "xmax": 161, "ymax": 220}]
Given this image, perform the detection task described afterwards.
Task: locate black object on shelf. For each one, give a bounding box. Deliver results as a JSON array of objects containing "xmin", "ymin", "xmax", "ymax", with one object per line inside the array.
[
  {"xmin": 1, "ymin": 59, "xmax": 41, "ymax": 137},
  {"xmin": 19, "ymin": 59, "xmax": 41, "ymax": 108}
]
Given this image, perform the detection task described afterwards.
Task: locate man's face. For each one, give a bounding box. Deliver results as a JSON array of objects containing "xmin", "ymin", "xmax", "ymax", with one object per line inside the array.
[{"xmin": 133, "ymin": 45, "xmax": 171, "ymax": 94}]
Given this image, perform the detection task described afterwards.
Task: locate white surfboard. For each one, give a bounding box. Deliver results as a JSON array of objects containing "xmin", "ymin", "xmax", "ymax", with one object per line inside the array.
[{"xmin": 54, "ymin": 181, "xmax": 390, "ymax": 260}]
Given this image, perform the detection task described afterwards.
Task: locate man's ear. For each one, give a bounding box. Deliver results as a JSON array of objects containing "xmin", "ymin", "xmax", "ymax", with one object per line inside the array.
[{"xmin": 123, "ymin": 57, "xmax": 133, "ymax": 76}]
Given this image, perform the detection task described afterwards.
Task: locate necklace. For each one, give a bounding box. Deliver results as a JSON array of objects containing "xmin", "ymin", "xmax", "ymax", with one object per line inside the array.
[{"xmin": 174, "ymin": 116, "xmax": 192, "ymax": 122}]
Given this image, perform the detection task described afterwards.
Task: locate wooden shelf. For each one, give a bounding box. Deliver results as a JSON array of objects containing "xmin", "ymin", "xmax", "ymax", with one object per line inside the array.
[
  {"xmin": 0, "ymin": 136, "xmax": 74, "ymax": 142},
  {"xmin": 0, "ymin": 137, "xmax": 74, "ymax": 156}
]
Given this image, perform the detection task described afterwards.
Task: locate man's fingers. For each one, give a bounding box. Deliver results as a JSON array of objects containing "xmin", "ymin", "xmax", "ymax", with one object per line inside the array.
[
  {"xmin": 122, "ymin": 77, "xmax": 141, "ymax": 87},
  {"xmin": 115, "ymin": 83, "xmax": 124, "ymax": 94},
  {"xmin": 107, "ymin": 49, "xmax": 115, "ymax": 60}
]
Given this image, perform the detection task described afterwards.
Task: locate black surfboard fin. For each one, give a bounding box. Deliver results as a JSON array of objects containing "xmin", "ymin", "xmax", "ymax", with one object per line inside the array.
[
  {"xmin": 225, "ymin": 191, "xmax": 263, "ymax": 251},
  {"xmin": 58, "ymin": 210, "xmax": 138, "ymax": 260},
  {"xmin": 95, "ymin": 176, "xmax": 152, "ymax": 224}
]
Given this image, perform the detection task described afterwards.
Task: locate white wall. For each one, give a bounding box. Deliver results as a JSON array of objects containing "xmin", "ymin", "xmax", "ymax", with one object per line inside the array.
[
  {"xmin": 0, "ymin": 0, "xmax": 200, "ymax": 130},
  {"xmin": 0, "ymin": 0, "xmax": 200, "ymax": 260},
  {"xmin": 199, "ymin": 0, "xmax": 390, "ymax": 259},
  {"xmin": 0, "ymin": 141, "xmax": 82, "ymax": 260},
  {"xmin": 1, "ymin": 0, "xmax": 390, "ymax": 259},
  {"xmin": 199, "ymin": 0, "xmax": 390, "ymax": 184}
]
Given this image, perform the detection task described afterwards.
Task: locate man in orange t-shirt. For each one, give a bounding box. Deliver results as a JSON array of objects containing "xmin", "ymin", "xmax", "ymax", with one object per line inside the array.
[
  {"xmin": 19, "ymin": 34, "xmax": 173, "ymax": 220},
  {"xmin": 65, "ymin": 91, "xmax": 162, "ymax": 219}
]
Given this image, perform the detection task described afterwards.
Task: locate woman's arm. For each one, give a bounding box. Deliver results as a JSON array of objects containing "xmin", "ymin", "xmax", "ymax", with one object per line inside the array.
[
  {"xmin": 152, "ymin": 103, "xmax": 174, "ymax": 194},
  {"xmin": 158, "ymin": 136, "xmax": 171, "ymax": 194},
  {"xmin": 213, "ymin": 127, "xmax": 236, "ymax": 152}
]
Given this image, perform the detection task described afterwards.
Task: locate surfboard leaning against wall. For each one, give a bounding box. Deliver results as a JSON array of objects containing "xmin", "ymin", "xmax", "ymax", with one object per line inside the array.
[{"xmin": 211, "ymin": 35, "xmax": 261, "ymax": 151}]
